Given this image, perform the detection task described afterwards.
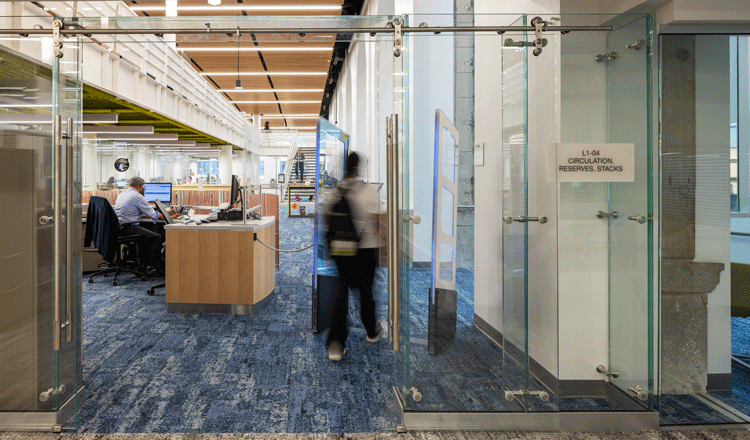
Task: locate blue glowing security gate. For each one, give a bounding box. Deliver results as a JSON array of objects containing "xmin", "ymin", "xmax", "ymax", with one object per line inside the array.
[{"xmin": 427, "ymin": 109, "xmax": 459, "ymax": 355}]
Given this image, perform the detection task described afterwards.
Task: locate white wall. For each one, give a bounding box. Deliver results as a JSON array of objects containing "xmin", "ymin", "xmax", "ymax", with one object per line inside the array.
[
  {"xmin": 410, "ymin": 3, "xmax": 455, "ymax": 264},
  {"xmin": 557, "ymin": 31, "xmax": 610, "ymax": 381},
  {"xmin": 695, "ymin": 35, "xmax": 732, "ymax": 376},
  {"xmin": 474, "ymin": 0, "xmax": 561, "ymax": 380}
]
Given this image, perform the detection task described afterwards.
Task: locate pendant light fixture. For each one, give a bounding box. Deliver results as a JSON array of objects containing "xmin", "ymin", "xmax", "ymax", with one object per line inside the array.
[
  {"xmin": 235, "ymin": 28, "xmax": 243, "ymax": 90},
  {"xmin": 208, "ymin": 0, "xmax": 221, "ymax": 6}
]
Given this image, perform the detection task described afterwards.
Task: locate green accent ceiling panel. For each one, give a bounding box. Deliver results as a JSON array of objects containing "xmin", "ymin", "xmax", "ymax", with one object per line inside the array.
[{"xmin": 0, "ymin": 46, "xmax": 235, "ymax": 148}]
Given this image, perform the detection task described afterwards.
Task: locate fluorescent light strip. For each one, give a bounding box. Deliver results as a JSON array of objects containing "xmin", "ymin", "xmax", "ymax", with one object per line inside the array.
[
  {"xmin": 202, "ymin": 72, "xmax": 327, "ymax": 76},
  {"xmin": 0, "ymin": 104, "xmax": 52, "ymax": 108},
  {"xmin": 232, "ymin": 100, "xmax": 320, "ymax": 104},
  {"xmin": 0, "ymin": 114, "xmax": 118, "ymax": 124},
  {"xmin": 269, "ymin": 126, "xmax": 317, "ymax": 130},
  {"xmin": 128, "ymin": 142, "xmax": 197, "ymax": 147},
  {"xmin": 97, "ymin": 133, "xmax": 179, "ymax": 141},
  {"xmin": 184, "ymin": 47, "xmax": 331, "ymax": 52},
  {"xmin": 217, "ymin": 89, "xmax": 323, "ymax": 93},
  {"xmin": 83, "ymin": 126, "xmax": 154, "ymax": 134},
  {"xmin": 261, "ymin": 114, "xmax": 318, "ymax": 118},
  {"xmin": 130, "ymin": 5, "xmax": 341, "ymax": 11}
]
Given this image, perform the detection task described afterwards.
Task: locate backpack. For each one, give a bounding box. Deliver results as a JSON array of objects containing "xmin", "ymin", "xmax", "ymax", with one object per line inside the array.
[{"xmin": 325, "ymin": 185, "xmax": 360, "ymax": 257}]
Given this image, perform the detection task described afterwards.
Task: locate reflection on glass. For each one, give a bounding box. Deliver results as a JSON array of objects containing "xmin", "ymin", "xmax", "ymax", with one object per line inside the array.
[
  {"xmin": 439, "ymin": 243, "xmax": 453, "ymax": 283},
  {"xmin": 442, "ymin": 127, "xmax": 456, "ymax": 183},
  {"xmin": 440, "ymin": 186, "xmax": 454, "ymax": 237}
]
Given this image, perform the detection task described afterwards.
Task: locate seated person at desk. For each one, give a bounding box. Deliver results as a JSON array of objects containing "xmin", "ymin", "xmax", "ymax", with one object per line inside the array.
[{"xmin": 114, "ymin": 176, "xmax": 178, "ymax": 273}]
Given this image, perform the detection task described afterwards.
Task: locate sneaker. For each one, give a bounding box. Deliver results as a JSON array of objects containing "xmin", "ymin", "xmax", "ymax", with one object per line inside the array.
[
  {"xmin": 367, "ymin": 325, "xmax": 383, "ymax": 343},
  {"xmin": 328, "ymin": 341, "xmax": 346, "ymax": 361}
]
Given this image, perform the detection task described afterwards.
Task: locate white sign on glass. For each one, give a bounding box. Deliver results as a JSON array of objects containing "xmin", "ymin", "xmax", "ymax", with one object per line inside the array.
[{"xmin": 548, "ymin": 143, "xmax": 635, "ymax": 182}]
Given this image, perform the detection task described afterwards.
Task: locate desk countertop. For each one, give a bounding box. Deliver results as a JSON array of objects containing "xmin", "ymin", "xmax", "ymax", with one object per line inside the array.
[{"xmin": 164, "ymin": 215, "xmax": 275, "ymax": 231}]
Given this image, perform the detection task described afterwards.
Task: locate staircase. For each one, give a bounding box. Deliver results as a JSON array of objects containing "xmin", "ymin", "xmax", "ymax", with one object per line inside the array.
[{"xmin": 280, "ymin": 138, "xmax": 317, "ymax": 202}]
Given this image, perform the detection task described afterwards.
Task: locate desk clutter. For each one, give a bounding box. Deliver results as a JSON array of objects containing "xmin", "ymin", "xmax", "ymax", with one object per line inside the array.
[{"xmin": 81, "ymin": 188, "xmax": 281, "ymax": 268}]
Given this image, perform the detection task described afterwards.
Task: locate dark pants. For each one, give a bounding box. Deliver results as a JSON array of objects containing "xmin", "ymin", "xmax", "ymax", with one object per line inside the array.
[
  {"xmin": 119, "ymin": 222, "xmax": 163, "ymax": 269},
  {"xmin": 327, "ymin": 248, "xmax": 378, "ymax": 349},
  {"xmin": 295, "ymin": 161, "xmax": 304, "ymax": 180}
]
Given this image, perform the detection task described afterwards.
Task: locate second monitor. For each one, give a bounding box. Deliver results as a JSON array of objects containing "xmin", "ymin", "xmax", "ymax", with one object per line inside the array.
[{"xmin": 143, "ymin": 182, "xmax": 172, "ymax": 204}]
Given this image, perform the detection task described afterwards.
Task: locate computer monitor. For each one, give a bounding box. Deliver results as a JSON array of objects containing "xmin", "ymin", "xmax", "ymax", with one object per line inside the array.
[
  {"xmin": 230, "ymin": 175, "xmax": 241, "ymax": 208},
  {"xmin": 116, "ymin": 179, "xmax": 127, "ymax": 188},
  {"xmin": 143, "ymin": 182, "xmax": 172, "ymax": 204},
  {"xmin": 153, "ymin": 199, "xmax": 172, "ymax": 224}
]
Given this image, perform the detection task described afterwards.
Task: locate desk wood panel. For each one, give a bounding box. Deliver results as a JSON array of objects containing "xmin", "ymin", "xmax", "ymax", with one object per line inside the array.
[
  {"xmin": 218, "ymin": 231, "xmax": 241, "ymax": 304},
  {"xmin": 253, "ymin": 225, "xmax": 276, "ymax": 304},
  {"xmin": 166, "ymin": 222, "xmax": 275, "ymax": 308}
]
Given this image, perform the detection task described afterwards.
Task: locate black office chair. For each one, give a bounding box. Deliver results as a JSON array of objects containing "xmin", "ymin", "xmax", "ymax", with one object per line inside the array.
[
  {"xmin": 147, "ymin": 199, "xmax": 171, "ymax": 296},
  {"xmin": 84, "ymin": 196, "xmax": 146, "ymax": 286}
]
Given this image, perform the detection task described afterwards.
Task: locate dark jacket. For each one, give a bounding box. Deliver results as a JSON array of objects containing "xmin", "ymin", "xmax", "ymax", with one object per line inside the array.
[{"xmin": 84, "ymin": 196, "xmax": 120, "ymax": 262}]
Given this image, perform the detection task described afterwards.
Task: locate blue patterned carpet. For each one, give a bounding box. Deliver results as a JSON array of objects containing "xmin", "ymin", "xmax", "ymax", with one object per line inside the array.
[
  {"xmin": 73, "ymin": 212, "xmax": 398, "ymax": 432},
  {"xmin": 656, "ymin": 316, "xmax": 750, "ymax": 425},
  {"xmin": 74, "ymin": 208, "xmax": 750, "ymax": 432}
]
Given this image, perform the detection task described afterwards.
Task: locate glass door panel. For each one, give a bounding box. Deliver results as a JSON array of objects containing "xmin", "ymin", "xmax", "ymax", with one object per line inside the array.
[
  {"xmin": 501, "ymin": 18, "xmax": 531, "ymax": 412},
  {"xmin": 54, "ymin": 30, "xmax": 84, "ymax": 428},
  {"xmin": 606, "ymin": 16, "xmax": 653, "ymax": 408},
  {"xmin": 312, "ymin": 117, "xmax": 349, "ymax": 333},
  {"xmin": 0, "ymin": 26, "xmax": 83, "ymax": 429}
]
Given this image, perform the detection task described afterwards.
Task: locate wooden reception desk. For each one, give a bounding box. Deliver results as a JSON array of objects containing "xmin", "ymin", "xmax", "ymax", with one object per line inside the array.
[{"xmin": 164, "ymin": 216, "xmax": 276, "ymax": 314}]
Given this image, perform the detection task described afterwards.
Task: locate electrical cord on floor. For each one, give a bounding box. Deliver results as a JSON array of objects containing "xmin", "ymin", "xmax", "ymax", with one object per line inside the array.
[{"xmin": 254, "ymin": 235, "xmax": 313, "ymax": 253}]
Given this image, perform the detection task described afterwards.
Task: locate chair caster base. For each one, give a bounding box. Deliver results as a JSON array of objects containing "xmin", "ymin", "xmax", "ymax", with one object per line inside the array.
[{"xmin": 147, "ymin": 289, "xmax": 155, "ymax": 296}]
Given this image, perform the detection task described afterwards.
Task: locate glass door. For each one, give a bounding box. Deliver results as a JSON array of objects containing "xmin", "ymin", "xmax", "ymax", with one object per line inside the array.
[
  {"xmin": 312, "ymin": 117, "xmax": 349, "ymax": 332},
  {"xmin": 0, "ymin": 26, "xmax": 83, "ymax": 430},
  {"xmin": 52, "ymin": 27, "xmax": 84, "ymax": 430},
  {"xmin": 605, "ymin": 16, "xmax": 654, "ymax": 408},
  {"xmin": 501, "ymin": 17, "xmax": 532, "ymax": 411}
]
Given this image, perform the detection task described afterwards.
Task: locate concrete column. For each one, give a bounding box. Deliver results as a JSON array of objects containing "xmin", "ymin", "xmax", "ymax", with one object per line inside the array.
[
  {"xmin": 219, "ymin": 145, "xmax": 233, "ymax": 185},
  {"xmin": 455, "ymin": 0, "xmax": 475, "ymax": 271},
  {"xmin": 661, "ymin": 34, "xmax": 726, "ymax": 394},
  {"xmin": 232, "ymin": 151, "xmax": 245, "ymax": 185},
  {"xmin": 134, "ymin": 148, "xmax": 147, "ymax": 178},
  {"xmin": 252, "ymin": 114, "xmax": 261, "ymax": 130},
  {"xmin": 82, "ymin": 143, "xmax": 98, "ymax": 189},
  {"xmin": 189, "ymin": 160, "xmax": 198, "ymax": 183},
  {"xmin": 172, "ymin": 159, "xmax": 182, "ymax": 183}
]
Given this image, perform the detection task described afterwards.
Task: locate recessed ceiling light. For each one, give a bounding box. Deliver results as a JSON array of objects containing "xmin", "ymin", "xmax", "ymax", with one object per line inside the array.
[
  {"xmin": 183, "ymin": 47, "xmax": 331, "ymax": 52},
  {"xmin": 269, "ymin": 126, "xmax": 317, "ymax": 130},
  {"xmin": 259, "ymin": 115, "xmax": 319, "ymax": 119},
  {"xmin": 231, "ymin": 100, "xmax": 320, "ymax": 104},
  {"xmin": 217, "ymin": 89, "xmax": 323, "ymax": 93},
  {"xmin": 201, "ymin": 72, "xmax": 327, "ymax": 76}
]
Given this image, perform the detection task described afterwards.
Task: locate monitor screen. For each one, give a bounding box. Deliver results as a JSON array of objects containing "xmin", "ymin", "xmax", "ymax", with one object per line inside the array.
[
  {"xmin": 230, "ymin": 174, "xmax": 241, "ymax": 207},
  {"xmin": 116, "ymin": 179, "xmax": 127, "ymax": 188},
  {"xmin": 143, "ymin": 182, "xmax": 172, "ymax": 204}
]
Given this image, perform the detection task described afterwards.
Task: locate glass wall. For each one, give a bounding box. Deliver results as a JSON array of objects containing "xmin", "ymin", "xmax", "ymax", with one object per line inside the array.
[
  {"xmin": 396, "ymin": 12, "xmax": 655, "ymax": 430},
  {"xmin": 0, "ymin": 24, "xmax": 84, "ymax": 429},
  {"xmin": 660, "ymin": 33, "xmax": 750, "ymax": 427}
]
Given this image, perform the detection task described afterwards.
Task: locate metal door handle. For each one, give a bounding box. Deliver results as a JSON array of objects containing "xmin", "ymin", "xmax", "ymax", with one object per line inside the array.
[
  {"xmin": 627, "ymin": 214, "xmax": 647, "ymax": 224},
  {"xmin": 64, "ymin": 117, "xmax": 73, "ymax": 343},
  {"xmin": 596, "ymin": 210, "xmax": 618, "ymax": 219},
  {"xmin": 39, "ymin": 216, "xmax": 53, "ymax": 225},
  {"xmin": 53, "ymin": 115, "xmax": 62, "ymax": 351},
  {"xmin": 386, "ymin": 114, "xmax": 400, "ymax": 352},
  {"xmin": 503, "ymin": 215, "xmax": 548, "ymax": 224}
]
